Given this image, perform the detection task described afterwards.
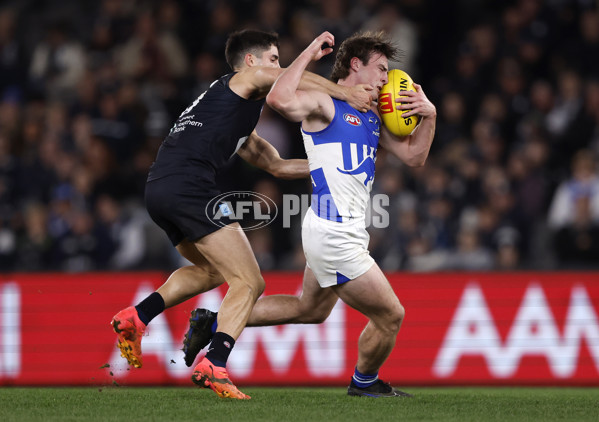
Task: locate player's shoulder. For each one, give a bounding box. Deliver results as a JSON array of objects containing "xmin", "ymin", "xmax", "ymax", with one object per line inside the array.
[{"xmin": 230, "ymin": 66, "xmax": 281, "ymax": 99}]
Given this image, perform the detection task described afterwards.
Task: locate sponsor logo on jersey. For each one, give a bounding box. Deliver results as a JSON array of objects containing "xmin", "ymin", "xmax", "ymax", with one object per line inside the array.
[{"xmin": 343, "ymin": 113, "xmax": 362, "ymax": 126}]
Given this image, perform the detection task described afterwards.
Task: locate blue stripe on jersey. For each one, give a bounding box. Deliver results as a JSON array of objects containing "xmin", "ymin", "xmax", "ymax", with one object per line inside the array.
[
  {"xmin": 341, "ymin": 139, "xmax": 353, "ymax": 170},
  {"xmin": 356, "ymin": 143, "xmax": 363, "ymax": 167},
  {"xmin": 310, "ymin": 167, "xmax": 342, "ymax": 222}
]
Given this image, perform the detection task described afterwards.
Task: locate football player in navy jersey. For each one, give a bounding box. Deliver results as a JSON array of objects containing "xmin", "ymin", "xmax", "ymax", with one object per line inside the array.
[
  {"xmin": 185, "ymin": 31, "xmax": 436, "ymax": 397},
  {"xmin": 110, "ymin": 29, "xmax": 372, "ymax": 399}
]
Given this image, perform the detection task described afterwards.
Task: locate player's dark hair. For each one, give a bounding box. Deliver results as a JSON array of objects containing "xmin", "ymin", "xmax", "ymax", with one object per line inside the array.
[
  {"xmin": 225, "ymin": 29, "xmax": 280, "ymax": 70},
  {"xmin": 330, "ymin": 31, "xmax": 401, "ymax": 82}
]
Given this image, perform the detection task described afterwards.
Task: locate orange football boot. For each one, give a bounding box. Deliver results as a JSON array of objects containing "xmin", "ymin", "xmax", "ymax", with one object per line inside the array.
[
  {"xmin": 111, "ymin": 306, "xmax": 146, "ymax": 368},
  {"xmin": 192, "ymin": 357, "xmax": 250, "ymax": 399}
]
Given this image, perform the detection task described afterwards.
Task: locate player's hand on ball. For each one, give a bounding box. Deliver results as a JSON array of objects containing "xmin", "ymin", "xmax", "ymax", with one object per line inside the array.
[
  {"xmin": 396, "ymin": 83, "xmax": 436, "ymax": 119},
  {"xmin": 379, "ymin": 69, "xmax": 421, "ymax": 136},
  {"xmin": 347, "ymin": 84, "xmax": 373, "ymax": 112}
]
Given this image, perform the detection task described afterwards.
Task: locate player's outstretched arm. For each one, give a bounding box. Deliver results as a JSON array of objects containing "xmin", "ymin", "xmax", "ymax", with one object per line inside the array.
[
  {"xmin": 299, "ymin": 74, "xmax": 372, "ymax": 112},
  {"xmin": 378, "ymin": 82, "xmax": 437, "ymax": 167},
  {"xmin": 237, "ymin": 131, "xmax": 309, "ymax": 179},
  {"xmin": 234, "ymin": 66, "xmax": 371, "ymax": 111}
]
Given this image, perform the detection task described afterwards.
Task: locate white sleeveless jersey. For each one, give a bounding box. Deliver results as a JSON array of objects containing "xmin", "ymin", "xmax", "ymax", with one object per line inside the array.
[{"xmin": 302, "ymin": 98, "xmax": 381, "ymax": 224}]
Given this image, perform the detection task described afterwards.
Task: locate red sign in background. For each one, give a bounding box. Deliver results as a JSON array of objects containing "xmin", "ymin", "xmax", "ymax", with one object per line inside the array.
[{"xmin": 0, "ymin": 272, "xmax": 598, "ymax": 386}]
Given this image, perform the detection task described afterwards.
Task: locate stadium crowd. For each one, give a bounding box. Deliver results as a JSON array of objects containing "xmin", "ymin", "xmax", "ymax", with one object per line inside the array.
[{"xmin": 0, "ymin": 0, "xmax": 598, "ymax": 272}]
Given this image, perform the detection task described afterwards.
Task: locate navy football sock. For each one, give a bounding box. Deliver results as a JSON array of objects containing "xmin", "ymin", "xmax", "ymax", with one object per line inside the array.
[
  {"xmin": 205, "ymin": 332, "xmax": 235, "ymax": 367},
  {"xmin": 135, "ymin": 292, "xmax": 165, "ymax": 325}
]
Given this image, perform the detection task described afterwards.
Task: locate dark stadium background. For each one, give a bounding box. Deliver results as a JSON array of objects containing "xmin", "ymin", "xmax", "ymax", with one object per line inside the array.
[
  {"xmin": 0, "ymin": 0, "xmax": 598, "ymax": 272},
  {"xmin": 1, "ymin": 0, "xmax": 599, "ymax": 390}
]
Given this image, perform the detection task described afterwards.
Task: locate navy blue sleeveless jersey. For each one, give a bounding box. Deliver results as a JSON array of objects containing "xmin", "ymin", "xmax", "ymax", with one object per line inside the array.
[{"xmin": 147, "ymin": 73, "xmax": 265, "ymax": 181}]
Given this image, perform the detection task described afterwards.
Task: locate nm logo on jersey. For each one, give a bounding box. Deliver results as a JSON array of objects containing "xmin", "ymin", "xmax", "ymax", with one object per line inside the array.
[{"xmin": 336, "ymin": 142, "xmax": 376, "ymax": 187}]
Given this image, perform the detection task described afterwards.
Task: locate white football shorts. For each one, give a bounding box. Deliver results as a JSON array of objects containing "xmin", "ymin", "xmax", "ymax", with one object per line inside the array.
[{"xmin": 302, "ymin": 208, "xmax": 375, "ymax": 288}]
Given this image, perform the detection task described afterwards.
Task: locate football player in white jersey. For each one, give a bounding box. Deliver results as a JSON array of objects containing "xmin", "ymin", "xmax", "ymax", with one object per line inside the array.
[{"xmin": 185, "ymin": 31, "xmax": 436, "ymax": 397}]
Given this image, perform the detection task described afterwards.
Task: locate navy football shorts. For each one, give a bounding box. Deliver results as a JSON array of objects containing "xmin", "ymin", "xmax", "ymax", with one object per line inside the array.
[{"xmin": 145, "ymin": 174, "xmax": 234, "ymax": 246}]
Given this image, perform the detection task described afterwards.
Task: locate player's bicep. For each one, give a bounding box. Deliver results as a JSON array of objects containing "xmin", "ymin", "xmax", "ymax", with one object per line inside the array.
[{"xmin": 269, "ymin": 90, "xmax": 325, "ymax": 122}]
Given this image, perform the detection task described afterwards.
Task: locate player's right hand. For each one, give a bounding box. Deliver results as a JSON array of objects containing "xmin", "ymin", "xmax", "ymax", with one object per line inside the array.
[
  {"xmin": 305, "ymin": 31, "xmax": 335, "ymax": 61},
  {"xmin": 396, "ymin": 83, "xmax": 436, "ymax": 119},
  {"xmin": 347, "ymin": 84, "xmax": 374, "ymax": 112}
]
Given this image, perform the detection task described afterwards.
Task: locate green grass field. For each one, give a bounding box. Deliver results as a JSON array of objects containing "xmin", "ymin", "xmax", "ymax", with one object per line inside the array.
[{"xmin": 1, "ymin": 387, "xmax": 598, "ymax": 422}]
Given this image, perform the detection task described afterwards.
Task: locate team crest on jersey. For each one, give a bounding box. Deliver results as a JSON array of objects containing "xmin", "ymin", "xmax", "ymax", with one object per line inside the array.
[
  {"xmin": 337, "ymin": 143, "xmax": 376, "ymax": 186},
  {"xmin": 343, "ymin": 113, "xmax": 362, "ymax": 126}
]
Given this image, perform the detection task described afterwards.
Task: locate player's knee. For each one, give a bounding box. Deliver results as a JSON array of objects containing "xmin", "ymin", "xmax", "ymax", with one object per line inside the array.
[
  {"xmin": 389, "ymin": 303, "xmax": 405, "ymax": 334},
  {"xmin": 245, "ymin": 274, "xmax": 265, "ymax": 299},
  {"xmin": 228, "ymin": 274, "xmax": 265, "ymax": 299}
]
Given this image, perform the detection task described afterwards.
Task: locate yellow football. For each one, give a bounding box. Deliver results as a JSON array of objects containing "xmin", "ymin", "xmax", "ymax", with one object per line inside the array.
[{"xmin": 378, "ymin": 69, "xmax": 420, "ymax": 137}]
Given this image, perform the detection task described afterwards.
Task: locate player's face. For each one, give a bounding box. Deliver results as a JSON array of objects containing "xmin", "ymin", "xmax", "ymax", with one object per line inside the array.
[
  {"xmin": 359, "ymin": 53, "xmax": 389, "ymax": 100},
  {"xmin": 255, "ymin": 45, "xmax": 280, "ymax": 68}
]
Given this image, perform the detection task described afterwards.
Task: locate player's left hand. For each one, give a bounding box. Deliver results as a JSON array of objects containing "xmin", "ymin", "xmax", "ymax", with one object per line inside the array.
[
  {"xmin": 347, "ymin": 84, "xmax": 373, "ymax": 112},
  {"xmin": 395, "ymin": 83, "xmax": 436, "ymax": 119}
]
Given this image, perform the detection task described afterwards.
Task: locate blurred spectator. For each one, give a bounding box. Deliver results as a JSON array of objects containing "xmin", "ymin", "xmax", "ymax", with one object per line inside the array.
[
  {"xmin": 52, "ymin": 207, "xmax": 113, "ymax": 272},
  {"xmin": 29, "ymin": 20, "xmax": 86, "ymax": 102},
  {"xmin": 202, "ymin": 1, "xmax": 237, "ymax": 56},
  {"xmin": 114, "ymin": 9, "xmax": 188, "ymax": 83},
  {"xmin": 15, "ymin": 202, "xmax": 53, "ymax": 271},
  {"xmin": 0, "ymin": 130, "xmax": 18, "ymax": 219},
  {"xmin": 433, "ymin": 91, "xmax": 467, "ymax": 152},
  {"xmin": 90, "ymin": 89, "xmax": 137, "ymax": 163},
  {"xmin": 446, "ymin": 227, "xmax": 495, "ymax": 271},
  {"xmin": 0, "ymin": 8, "xmax": 26, "ymax": 95},
  {"xmin": 361, "ymin": 2, "xmax": 419, "ymax": 76},
  {"xmin": 579, "ymin": 10, "xmax": 599, "ymax": 74},
  {"xmin": 95, "ymin": 193, "xmax": 146, "ymax": 270},
  {"xmin": 188, "ymin": 51, "xmax": 223, "ymax": 100},
  {"xmin": 255, "ymin": 0, "xmax": 289, "ymax": 36},
  {"xmin": 93, "ymin": 0, "xmax": 136, "ymax": 46},
  {"xmin": 0, "ymin": 216, "xmax": 16, "ymax": 270},
  {"xmin": 495, "ymin": 226, "xmax": 522, "ymax": 270},
  {"xmin": 553, "ymin": 195, "xmax": 599, "ymax": 268},
  {"xmin": 246, "ymin": 228, "xmax": 276, "ymax": 271},
  {"xmin": 571, "ymin": 79, "xmax": 599, "ymax": 158},
  {"xmin": 547, "ymin": 70, "xmax": 585, "ymax": 162},
  {"xmin": 548, "ymin": 149, "xmax": 599, "ymax": 230},
  {"xmin": 506, "ymin": 139, "xmax": 550, "ymax": 230},
  {"xmin": 0, "ymin": 87, "xmax": 21, "ymax": 140}
]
